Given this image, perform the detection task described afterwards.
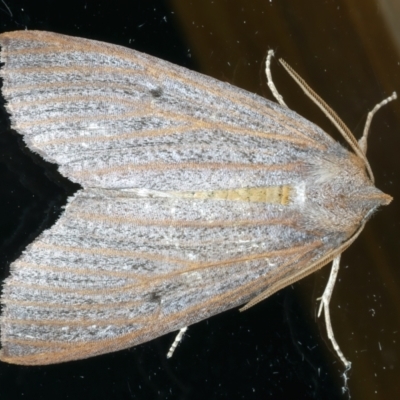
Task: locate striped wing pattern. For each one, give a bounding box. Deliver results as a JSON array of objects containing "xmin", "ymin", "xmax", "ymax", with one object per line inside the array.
[
  {"xmin": 1, "ymin": 188, "xmax": 325, "ymax": 364},
  {"xmin": 0, "ymin": 31, "xmax": 333, "ymax": 190},
  {"xmin": 0, "ymin": 31, "xmax": 342, "ymax": 364}
]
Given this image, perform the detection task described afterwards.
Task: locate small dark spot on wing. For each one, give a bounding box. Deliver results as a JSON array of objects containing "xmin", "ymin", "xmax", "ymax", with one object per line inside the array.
[
  {"xmin": 149, "ymin": 292, "xmax": 162, "ymax": 303},
  {"xmin": 149, "ymin": 87, "xmax": 163, "ymax": 98}
]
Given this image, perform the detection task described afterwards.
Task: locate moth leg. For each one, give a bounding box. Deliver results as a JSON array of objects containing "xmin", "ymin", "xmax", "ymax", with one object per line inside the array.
[
  {"xmin": 317, "ymin": 254, "xmax": 351, "ymax": 368},
  {"xmin": 359, "ymin": 92, "xmax": 397, "ymax": 154},
  {"xmin": 167, "ymin": 327, "xmax": 188, "ymax": 358},
  {"xmin": 265, "ymin": 49, "xmax": 287, "ymax": 107}
]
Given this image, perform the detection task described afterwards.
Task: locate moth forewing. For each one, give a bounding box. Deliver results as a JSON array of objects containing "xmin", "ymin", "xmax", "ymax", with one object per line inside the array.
[{"xmin": 0, "ymin": 31, "xmax": 393, "ymax": 365}]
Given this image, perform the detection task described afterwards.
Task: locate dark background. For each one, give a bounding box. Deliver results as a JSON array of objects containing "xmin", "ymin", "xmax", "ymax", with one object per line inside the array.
[{"xmin": 0, "ymin": 0, "xmax": 399, "ymax": 399}]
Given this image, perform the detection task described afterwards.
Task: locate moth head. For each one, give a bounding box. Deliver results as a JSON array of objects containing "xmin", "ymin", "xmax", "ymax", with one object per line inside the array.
[{"xmin": 304, "ymin": 147, "xmax": 392, "ymax": 233}]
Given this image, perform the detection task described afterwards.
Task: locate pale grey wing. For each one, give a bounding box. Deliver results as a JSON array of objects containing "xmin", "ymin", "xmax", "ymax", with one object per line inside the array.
[
  {"xmin": 0, "ymin": 30, "xmax": 334, "ymax": 190},
  {"xmin": 0, "ymin": 188, "xmax": 328, "ymax": 365}
]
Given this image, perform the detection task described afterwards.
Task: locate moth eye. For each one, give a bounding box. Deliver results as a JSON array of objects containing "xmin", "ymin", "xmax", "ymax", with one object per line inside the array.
[{"xmin": 149, "ymin": 87, "xmax": 164, "ymax": 98}]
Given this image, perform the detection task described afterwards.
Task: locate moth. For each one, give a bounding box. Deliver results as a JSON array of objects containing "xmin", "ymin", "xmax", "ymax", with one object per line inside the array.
[{"xmin": 0, "ymin": 30, "xmax": 394, "ymax": 365}]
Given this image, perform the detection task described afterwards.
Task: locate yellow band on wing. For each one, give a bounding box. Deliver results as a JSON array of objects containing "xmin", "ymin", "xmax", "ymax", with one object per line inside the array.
[{"xmin": 172, "ymin": 186, "xmax": 292, "ymax": 204}]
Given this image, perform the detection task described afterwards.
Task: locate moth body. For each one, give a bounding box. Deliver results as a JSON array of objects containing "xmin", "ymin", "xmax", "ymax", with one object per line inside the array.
[{"xmin": 0, "ymin": 31, "xmax": 392, "ymax": 365}]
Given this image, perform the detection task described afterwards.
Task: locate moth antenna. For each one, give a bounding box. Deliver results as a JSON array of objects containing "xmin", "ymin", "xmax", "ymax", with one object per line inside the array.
[
  {"xmin": 278, "ymin": 58, "xmax": 374, "ymax": 182},
  {"xmin": 0, "ymin": 0, "xmax": 12, "ymax": 17}
]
